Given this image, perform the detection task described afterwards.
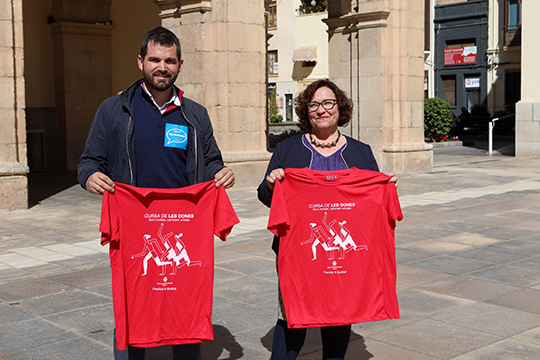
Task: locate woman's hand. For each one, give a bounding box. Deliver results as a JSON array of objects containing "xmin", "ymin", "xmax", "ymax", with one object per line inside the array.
[
  {"xmin": 386, "ymin": 172, "xmax": 398, "ymax": 188},
  {"xmin": 266, "ymin": 168, "xmax": 285, "ymax": 192}
]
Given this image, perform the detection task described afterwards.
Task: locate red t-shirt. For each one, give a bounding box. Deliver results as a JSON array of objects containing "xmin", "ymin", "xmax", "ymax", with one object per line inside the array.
[
  {"xmin": 268, "ymin": 168, "xmax": 403, "ymax": 328},
  {"xmin": 100, "ymin": 181, "xmax": 239, "ymax": 350}
]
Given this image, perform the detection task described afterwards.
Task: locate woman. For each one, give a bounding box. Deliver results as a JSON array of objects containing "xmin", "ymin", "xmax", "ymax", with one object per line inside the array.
[{"xmin": 257, "ymin": 79, "xmax": 396, "ymax": 359}]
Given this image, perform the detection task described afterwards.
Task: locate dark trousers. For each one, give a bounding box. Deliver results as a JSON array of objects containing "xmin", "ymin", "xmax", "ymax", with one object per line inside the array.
[
  {"xmin": 271, "ymin": 319, "xmax": 351, "ymax": 360},
  {"xmin": 113, "ymin": 330, "xmax": 201, "ymax": 360}
]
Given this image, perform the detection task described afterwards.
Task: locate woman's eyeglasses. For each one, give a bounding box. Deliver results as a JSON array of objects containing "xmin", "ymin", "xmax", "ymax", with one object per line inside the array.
[{"xmin": 307, "ymin": 99, "xmax": 337, "ymax": 112}]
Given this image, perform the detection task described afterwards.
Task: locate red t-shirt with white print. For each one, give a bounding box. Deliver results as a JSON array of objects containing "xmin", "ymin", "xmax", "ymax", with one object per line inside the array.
[
  {"xmin": 101, "ymin": 181, "xmax": 239, "ymax": 349},
  {"xmin": 268, "ymin": 168, "xmax": 402, "ymax": 328}
]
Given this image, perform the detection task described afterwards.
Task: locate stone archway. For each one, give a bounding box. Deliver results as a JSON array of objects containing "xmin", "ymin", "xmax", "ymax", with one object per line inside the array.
[
  {"xmin": 154, "ymin": 0, "xmax": 271, "ymax": 187},
  {"xmin": 0, "ymin": 0, "xmax": 432, "ymax": 210},
  {"xmin": 153, "ymin": 0, "xmax": 431, "ymax": 181},
  {"xmin": 325, "ymin": 0, "xmax": 432, "ymax": 172}
]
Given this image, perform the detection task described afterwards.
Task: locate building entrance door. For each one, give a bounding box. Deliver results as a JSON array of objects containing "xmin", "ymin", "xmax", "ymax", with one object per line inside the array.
[
  {"xmin": 467, "ymin": 90, "xmax": 480, "ymax": 111},
  {"xmin": 285, "ymin": 94, "xmax": 293, "ymax": 121}
]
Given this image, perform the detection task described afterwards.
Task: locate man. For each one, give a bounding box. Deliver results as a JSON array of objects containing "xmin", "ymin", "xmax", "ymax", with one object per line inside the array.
[{"xmin": 77, "ymin": 26, "xmax": 234, "ymax": 360}]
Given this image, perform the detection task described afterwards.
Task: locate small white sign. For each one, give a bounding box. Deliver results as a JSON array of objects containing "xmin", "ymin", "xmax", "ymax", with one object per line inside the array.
[{"xmin": 465, "ymin": 77, "xmax": 480, "ymax": 88}]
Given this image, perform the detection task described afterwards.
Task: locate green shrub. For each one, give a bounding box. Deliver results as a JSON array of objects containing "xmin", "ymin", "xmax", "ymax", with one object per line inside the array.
[
  {"xmin": 424, "ymin": 98, "xmax": 453, "ymax": 142},
  {"xmin": 268, "ymin": 88, "xmax": 282, "ymax": 123},
  {"xmin": 471, "ymin": 104, "xmax": 491, "ymax": 118},
  {"xmin": 269, "ymin": 114, "xmax": 283, "ymax": 123},
  {"xmin": 298, "ymin": 0, "xmax": 327, "ymax": 14}
]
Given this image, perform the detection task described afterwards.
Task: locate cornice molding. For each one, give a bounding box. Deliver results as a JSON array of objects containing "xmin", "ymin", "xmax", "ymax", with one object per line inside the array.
[
  {"xmin": 154, "ymin": 0, "xmax": 212, "ymax": 18},
  {"xmin": 323, "ymin": 10, "xmax": 390, "ymax": 32}
]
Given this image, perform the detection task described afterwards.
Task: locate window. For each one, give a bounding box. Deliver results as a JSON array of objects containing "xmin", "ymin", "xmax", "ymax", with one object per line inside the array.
[
  {"xmin": 424, "ymin": 70, "xmax": 429, "ymax": 99},
  {"xmin": 424, "ymin": 0, "xmax": 430, "ymax": 51},
  {"xmin": 268, "ymin": 1, "xmax": 277, "ymax": 28},
  {"xmin": 442, "ymin": 75, "xmax": 456, "ymax": 106},
  {"xmin": 466, "ymin": 90, "xmax": 480, "ymax": 111},
  {"xmin": 505, "ymin": 0, "xmax": 521, "ymax": 46},
  {"xmin": 507, "ymin": 0, "xmax": 521, "ymax": 29},
  {"xmin": 269, "ymin": 50, "xmax": 278, "ymax": 75}
]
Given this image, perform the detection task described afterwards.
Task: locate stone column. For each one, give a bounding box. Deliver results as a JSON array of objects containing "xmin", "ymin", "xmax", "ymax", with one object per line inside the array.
[
  {"xmin": 0, "ymin": 0, "xmax": 28, "ymax": 210},
  {"xmin": 49, "ymin": 0, "xmax": 113, "ymax": 170},
  {"xmin": 325, "ymin": 0, "xmax": 432, "ymax": 173},
  {"xmin": 515, "ymin": 1, "xmax": 540, "ymax": 156},
  {"xmin": 155, "ymin": 0, "xmax": 271, "ymax": 187}
]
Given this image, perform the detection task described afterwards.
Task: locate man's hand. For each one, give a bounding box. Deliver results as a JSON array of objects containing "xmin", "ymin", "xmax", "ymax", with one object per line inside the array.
[
  {"xmin": 215, "ymin": 167, "xmax": 235, "ymax": 189},
  {"xmin": 386, "ymin": 172, "xmax": 398, "ymax": 188},
  {"xmin": 266, "ymin": 168, "xmax": 285, "ymax": 192},
  {"xmin": 85, "ymin": 172, "xmax": 115, "ymax": 195}
]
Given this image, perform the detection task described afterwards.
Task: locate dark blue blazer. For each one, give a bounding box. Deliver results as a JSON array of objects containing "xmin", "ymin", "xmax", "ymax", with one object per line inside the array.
[{"xmin": 256, "ymin": 134, "xmax": 379, "ymax": 253}]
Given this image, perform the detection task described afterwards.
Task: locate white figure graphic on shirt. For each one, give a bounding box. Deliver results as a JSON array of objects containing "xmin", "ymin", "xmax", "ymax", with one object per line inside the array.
[
  {"xmin": 131, "ymin": 223, "xmax": 201, "ymax": 276},
  {"xmin": 301, "ymin": 223, "xmax": 340, "ymax": 261},
  {"xmin": 301, "ymin": 212, "xmax": 367, "ymax": 261},
  {"xmin": 323, "ymin": 212, "xmax": 368, "ymax": 254},
  {"xmin": 131, "ymin": 234, "xmax": 172, "ymax": 276}
]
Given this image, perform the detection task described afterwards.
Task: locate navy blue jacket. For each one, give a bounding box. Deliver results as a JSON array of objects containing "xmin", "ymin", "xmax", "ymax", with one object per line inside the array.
[
  {"xmin": 78, "ymin": 80, "xmax": 225, "ymax": 189},
  {"xmin": 256, "ymin": 134, "xmax": 379, "ymax": 254},
  {"xmin": 257, "ymin": 134, "xmax": 379, "ymax": 207}
]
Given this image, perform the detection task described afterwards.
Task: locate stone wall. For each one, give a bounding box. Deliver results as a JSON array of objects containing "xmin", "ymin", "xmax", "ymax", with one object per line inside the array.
[
  {"xmin": 515, "ymin": 0, "xmax": 540, "ymax": 156},
  {"xmin": 0, "ymin": 0, "xmax": 28, "ymax": 210},
  {"xmin": 156, "ymin": 0, "xmax": 271, "ymax": 187},
  {"xmin": 326, "ymin": 0, "xmax": 432, "ymax": 173}
]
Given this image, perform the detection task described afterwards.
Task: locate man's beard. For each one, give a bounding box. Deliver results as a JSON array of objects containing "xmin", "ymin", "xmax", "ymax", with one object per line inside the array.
[{"xmin": 143, "ymin": 68, "xmax": 178, "ymax": 92}]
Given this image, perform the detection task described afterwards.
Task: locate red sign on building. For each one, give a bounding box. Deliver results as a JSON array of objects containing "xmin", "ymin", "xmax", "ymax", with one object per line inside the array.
[{"xmin": 444, "ymin": 46, "xmax": 477, "ymax": 65}]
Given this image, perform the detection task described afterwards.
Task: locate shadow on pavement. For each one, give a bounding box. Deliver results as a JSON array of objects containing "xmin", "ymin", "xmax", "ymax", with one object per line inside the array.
[
  {"xmin": 145, "ymin": 325, "xmax": 243, "ymax": 359},
  {"xmin": 261, "ymin": 326, "xmax": 373, "ymax": 359},
  {"xmin": 461, "ymin": 135, "xmax": 515, "ymax": 156},
  {"xmin": 27, "ymin": 170, "xmax": 78, "ymax": 208}
]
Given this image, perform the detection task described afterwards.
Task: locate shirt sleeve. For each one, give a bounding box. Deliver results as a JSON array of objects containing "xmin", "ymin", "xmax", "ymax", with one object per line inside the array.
[
  {"xmin": 385, "ymin": 183, "xmax": 403, "ymax": 223},
  {"xmin": 267, "ymin": 178, "xmax": 290, "ymax": 237},
  {"xmin": 100, "ymin": 188, "xmax": 119, "ymax": 245},
  {"xmin": 214, "ymin": 185, "xmax": 240, "ymax": 241}
]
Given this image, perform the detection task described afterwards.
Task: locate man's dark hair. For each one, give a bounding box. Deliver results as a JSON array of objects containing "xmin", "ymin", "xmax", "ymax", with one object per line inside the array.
[{"xmin": 140, "ymin": 26, "xmax": 181, "ymax": 61}]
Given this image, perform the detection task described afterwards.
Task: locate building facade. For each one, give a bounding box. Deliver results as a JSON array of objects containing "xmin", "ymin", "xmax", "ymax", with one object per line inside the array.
[
  {"xmin": 7, "ymin": 0, "xmax": 501, "ymax": 210},
  {"xmin": 266, "ymin": 0, "xmax": 329, "ymax": 124},
  {"xmin": 433, "ymin": 0, "xmax": 489, "ymax": 115},
  {"xmin": 486, "ymin": 0, "xmax": 521, "ymax": 115},
  {"xmin": 515, "ymin": 0, "xmax": 540, "ymax": 156},
  {"xmin": 428, "ymin": 0, "xmax": 522, "ymax": 119}
]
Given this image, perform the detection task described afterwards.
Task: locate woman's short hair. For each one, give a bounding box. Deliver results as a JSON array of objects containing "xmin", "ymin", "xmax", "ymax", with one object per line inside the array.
[{"xmin": 294, "ymin": 79, "xmax": 354, "ymax": 131}]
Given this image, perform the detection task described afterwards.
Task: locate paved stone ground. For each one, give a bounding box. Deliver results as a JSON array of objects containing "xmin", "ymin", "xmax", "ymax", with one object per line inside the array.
[{"xmin": 1, "ymin": 145, "xmax": 540, "ymax": 359}]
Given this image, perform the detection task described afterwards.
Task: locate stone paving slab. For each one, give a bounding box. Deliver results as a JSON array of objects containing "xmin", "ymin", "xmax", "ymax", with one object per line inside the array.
[
  {"xmin": 417, "ymin": 275, "xmax": 521, "ymax": 302},
  {"xmin": 1, "ymin": 146, "xmax": 540, "ymax": 359},
  {"xmin": 450, "ymin": 337, "xmax": 540, "ymax": 360},
  {"xmin": 432, "ymin": 302, "xmax": 540, "ymax": 337},
  {"xmin": 369, "ymin": 318, "xmax": 504, "ymax": 359}
]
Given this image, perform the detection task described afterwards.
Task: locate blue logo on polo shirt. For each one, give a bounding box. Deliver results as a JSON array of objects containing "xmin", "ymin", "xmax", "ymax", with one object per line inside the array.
[{"xmin": 164, "ymin": 124, "xmax": 188, "ymax": 149}]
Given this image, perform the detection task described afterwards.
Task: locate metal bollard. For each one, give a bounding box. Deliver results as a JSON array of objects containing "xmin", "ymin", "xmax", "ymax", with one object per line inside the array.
[{"xmin": 488, "ymin": 118, "xmax": 499, "ymax": 155}]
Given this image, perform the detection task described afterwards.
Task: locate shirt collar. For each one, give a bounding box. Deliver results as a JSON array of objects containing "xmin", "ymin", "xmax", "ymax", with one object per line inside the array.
[{"xmin": 141, "ymin": 82, "xmax": 182, "ymax": 114}]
